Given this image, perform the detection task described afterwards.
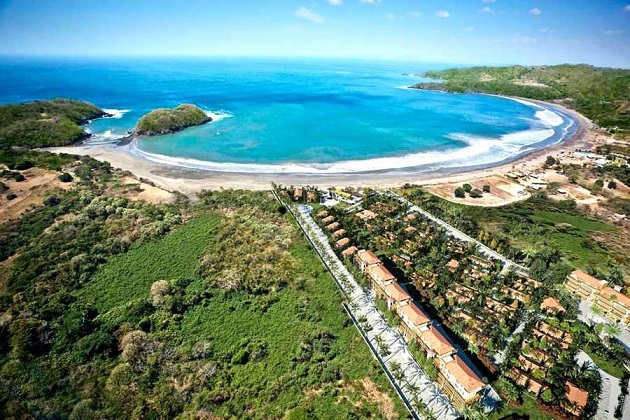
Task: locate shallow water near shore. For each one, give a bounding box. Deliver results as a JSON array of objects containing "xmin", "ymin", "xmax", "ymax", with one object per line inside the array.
[{"xmin": 0, "ymin": 57, "xmax": 578, "ymax": 173}]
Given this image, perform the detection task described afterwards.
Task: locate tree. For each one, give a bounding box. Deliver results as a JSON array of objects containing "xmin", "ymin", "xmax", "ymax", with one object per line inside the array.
[
  {"xmin": 455, "ymin": 187, "xmax": 466, "ymax": 198},
  {"xmin": 545, "ymin": 156, "xmax": 557, "ymax": 167},
  {"xmin": 482, "ymin": 184, "xmax": 491, "ymax": 193},
  {"xmin": 607, "ymin": 180, "xmax": 617, "ymax": 189},
  {"xmin": 59, "ymin": 172, "xmax": 74, "ymax": 182},
  {"xmin": 470, "ymin": 189, "xmax": 483, "ymax": 198},
  {"xmin": 603, "ymin": 323, "xmax": 621, "ymax": 338},
  {"xmin": 463, "ymin": 183, "xmax": 473, "ymax": 193}
]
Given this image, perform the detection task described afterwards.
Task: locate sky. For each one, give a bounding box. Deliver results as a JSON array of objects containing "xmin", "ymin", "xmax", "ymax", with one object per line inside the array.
[{"xmin": 1, "ymin": 0, "xmax": 630, "ymax": 67}]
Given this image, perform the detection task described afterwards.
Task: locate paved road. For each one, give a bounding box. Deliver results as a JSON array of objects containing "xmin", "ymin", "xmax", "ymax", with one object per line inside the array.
[
  {"xmin": 291, "ymin": 202, "xmax": 461, "ymax": 420},
  {"xmin": 384, "ymin": 190, "xmax": 530, "ymax": 274},
  {"xmin": 576, "ymin": 351, "xmax": 621, "ymax": 420}
]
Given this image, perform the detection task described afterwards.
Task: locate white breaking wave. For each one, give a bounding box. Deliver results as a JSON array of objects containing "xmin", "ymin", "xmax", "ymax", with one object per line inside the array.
[
  {"xmin": 130, "ymin": 126, "xmax": 557, "ymax": 175},
  {"xmin": 535, "ymin": 109, "xmax": 564, "ymax": 127},
  {"xmin": 128, "ymin": 96, "xmax": 574, "ymax": 174},
  {"xmin": 204, "ymin": 110, "xmax": 233, "ymax": 123},
  {"xmin": 103, "ymin": 109, "xmax": 130, "ymax": 119},
  {"xmin": 86, "ymin": 129, "xmax": 127, "ymax": 144}
]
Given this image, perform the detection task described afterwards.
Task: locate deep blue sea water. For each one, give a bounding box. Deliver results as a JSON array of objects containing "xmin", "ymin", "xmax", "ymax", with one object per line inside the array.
[{"xmin": 0, "ymin": 57, "xmax": 578, "ymax": 173}]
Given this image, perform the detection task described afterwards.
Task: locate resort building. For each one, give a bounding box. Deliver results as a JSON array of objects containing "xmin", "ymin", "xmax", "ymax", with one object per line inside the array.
[
  {"xmin": 326, "ymin": 222, "xmax": 340, "ymax": 231},
  {"xmin": 321, "ymin": 215, "xmax": 334, "ymax": 224},
  {"xmin": 355, "ymin": 249, "xmax": 381, "ymax": 272},
  {"xmin": 540, "ymin": 297, "xmax": 565, "ymax": 314},
  {"xmin": 564, "ymin": 270, "xmax": 630, "ymax": 327},
  {"xmin": 436, "ymin": 355, "xmax": 486, "ymax": 409},
  {"xmin": 342, "ymin": 246, "xmax": 358, "ymax": 257},
  {"xmin": 316, "ymin": 210, "xmax": 328, "ymax": 218},
  {"xmin": 367, "ymin": 264, "xmax": 395, "ymax": 288},
  {"xmin": 564, "ymin": 382, "xmax": 589, "ymax": 416},
  {"xmin": 332, "ymin": 228, "xmax": 346, "ymax": 238},
  {"xmin": 419, "ymin": 325, "xmax": 456, "ymax": 359},
  {"xmin": 382, "ymin": 282, "xmax": 412, "ymax": 309},
  {"xmin": 398, "ymin": 301, "xmax": 431, "ymax": 341},
  {"xmin": 335, "ymin": 238, "xmax": 350, "ymax": 248},
  {"xmin": 565, "ymin": 270, "xmax": 607, "ymax": 300}
]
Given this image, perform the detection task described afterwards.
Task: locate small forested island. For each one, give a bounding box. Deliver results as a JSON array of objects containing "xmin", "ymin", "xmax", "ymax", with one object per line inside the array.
[
  {"xmin": 0, "ymin": 99, "xmax": 106, "ymax": 148},
  {"xmin": 134, "ymin": 104, "xmax": 211, "ymax": 136},
  {"xmin": 413, "ymin": 64, "xmax": 630, "ymax": 134}
]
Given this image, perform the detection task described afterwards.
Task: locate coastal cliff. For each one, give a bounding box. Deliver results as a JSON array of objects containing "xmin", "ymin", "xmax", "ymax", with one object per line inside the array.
[
  {"xmin": 134, "ymin": 104, "xmax": 211, "ymax": 136},
  {"xmin": 0, "ymin": 99, "xmax": 107, "ymax": 148}
]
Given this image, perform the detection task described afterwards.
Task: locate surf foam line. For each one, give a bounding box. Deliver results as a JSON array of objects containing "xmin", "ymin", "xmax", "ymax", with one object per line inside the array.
[
  {"xmin": 130, "ymin": 96, "xmax": 578, "ymax": 175},
  {"xmin": 130, "ymin": 126, "xmax": 563, "ymax": 175},
  {"xmin": 103, "ymin": 109, "xmax": 130, "ymax": 119}
]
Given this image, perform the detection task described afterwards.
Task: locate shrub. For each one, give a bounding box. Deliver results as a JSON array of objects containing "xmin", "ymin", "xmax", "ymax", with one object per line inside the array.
[
  {"xmin": 470, "ymin": 189, "xmax": 483, "ymax": 198},
  {"xmin": 608, "ymin": 181, "xmax": 617, "ymax": 189},
  {"xmin": 14, "ymin": 174, "xmax": 25, "ymax": 182},
  {"xmin": 0, "ymin": 181, "xmax": 8, "ymax": 193},
  {"xmin": 545, "ymin": 156, "xmax": 557, "ymax": 167},
  {"xmin": 454, "ymin": 187, "xmax": 466, "ymax": 198},
  {"xmin": 59, "ymin": 172, "xmax": 74, "ymax": 183},
  {"xmin": 463, "ymin": 183, "xmax": 473, "ymax": 193},
  {"xmin": 482, "ymin": 184, "xmax": 491, "ymax": 193},
  {"xmin": 6, "ymin": 193, "xmax": 17, "ymax": 200}
]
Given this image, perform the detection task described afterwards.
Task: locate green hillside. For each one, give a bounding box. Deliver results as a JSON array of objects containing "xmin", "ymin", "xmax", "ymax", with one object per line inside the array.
[
  {"xmin": 415, "ymin": 64, "xmax": 630, "ymax": 132},
  {"xmin": 0, "ymin": 99, "xmax": 105, "ymax": 148}
]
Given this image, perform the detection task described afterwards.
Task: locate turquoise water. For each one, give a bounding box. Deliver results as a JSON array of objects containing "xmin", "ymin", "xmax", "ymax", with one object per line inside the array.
[{"xmin": 0, "ymin": 57, "xmax": 577, "ymax": 173}]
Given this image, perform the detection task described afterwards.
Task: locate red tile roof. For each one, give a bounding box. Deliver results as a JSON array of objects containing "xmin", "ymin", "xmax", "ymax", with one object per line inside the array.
[
  {"xmin": 336, "ymin": 237, "xmax": 350, "ymax": 248},
  {"xmin": 444, "ymin": 356, "xmax": 485, "ymax": 393},
  {"xmin": 540, "ymin": 297, "xmax": 566, "ymax": 313},
  {"xmin": 565, "ymin": 382, "xmax": 588, "ymax": 412},
  {"xmin": 342, "ymin": 246, "xmax": 358, "ymax": 257},
  {"xmin": 356, "ymin": 249, "xmax": 381, "ymax": 266},
  {"xmin": 570, "ymin": 270, "xmax": 606, "ymax": 289},
  {"xmin": 332, "ymin": 229, "xmax": 346, "ymax": 238},
  {"xmin": 368, "ymin": 264, "xmax": 395, "ymax": 284},
  {"xmin": 599, "ymin": 286, "xmax": 630, "ymax": 308},
  {"xmin": 326, "ymin": 222, "xmax": 340, "ymax": 231},
  {"xmin": 384, "ymin": 282, "xmax": 411, "ymax": 303},
  {"xmin": 421, "ymin": 326, "xmax": 456, "ymax": 356},
  {"xmin": 399, "ymin": 301, "xmax": 431, "ymax": 327}
]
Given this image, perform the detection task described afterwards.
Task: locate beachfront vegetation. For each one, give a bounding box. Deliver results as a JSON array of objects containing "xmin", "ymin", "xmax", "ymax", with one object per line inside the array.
[
  {"xmin": 415, "ymin": 64, "xmax": 630, "ymax": 132},
  {"xmin": 135, "ymin": 104, "xmax": 210, "ymax": 136},
  {"xmin": 0, "ymin": 99, "xmax": 104, "ymax": 148},
  {"xmin": 0, "ymin": 183, "xmax": 406, "ymax": 418}
]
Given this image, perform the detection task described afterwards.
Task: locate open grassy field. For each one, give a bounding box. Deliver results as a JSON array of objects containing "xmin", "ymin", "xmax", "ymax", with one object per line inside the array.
[{"xmin": 77, "ymin": 207, "xmax": 407, "ymax": 418}]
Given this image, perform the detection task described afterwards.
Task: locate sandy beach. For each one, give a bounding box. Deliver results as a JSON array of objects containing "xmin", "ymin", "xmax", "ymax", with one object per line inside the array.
[{"xmin": 45, "ymin": 99, "xmax": 594, "ymax": 195}]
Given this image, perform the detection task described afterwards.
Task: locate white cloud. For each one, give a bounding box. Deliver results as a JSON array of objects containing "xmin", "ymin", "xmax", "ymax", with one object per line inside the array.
[
  {"xmin": 295, "ymin": 7, "xmax": 324, "ymax": 24},
  {"xmin": 540, "ymin": 28, "xmax": 548, "ymax": 33},
  {"xmin": 529, "ymin": 8, "xmax": 541, "ymax": 16},
  {"xmin": 625, "ymin": 5, "xmax": 630, "ymax": 11},
  {"xmin": 435, "ymin": 10, "xmax": 450, "ymax": 19},
  {"xmin": 408, "ymin": 11, "xmax": 422, "ymax": 18},
  {"xmin": 605, "ymin": 30, "xmax": 625, "ymax": 35},
  {"xmin": 360, "ymin": 0, "xmax": 381, "ymax": 4},
  {"xmin": 464, "ymin": 27, "xmax": 475, "ymax": 32},
  {"xmin": 325, "ymin": 0, "xmax": 342, "ymax": 5},
  {"xmin": 481, "ymin": 6, "xmax": 493, "ymax": 14},
  {"xmin": 482, "ymin": 0, "xmax": 496, "ymax": 3}
]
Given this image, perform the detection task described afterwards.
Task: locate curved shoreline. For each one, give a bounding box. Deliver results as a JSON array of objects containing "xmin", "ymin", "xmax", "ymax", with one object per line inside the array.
[
  {"xmin": 45, "ymin": 94, "xmax": 592, "ymax": 192},
  {"xmin": 129, "ymin": 95, "xmax": 579, "ymax": 175}
]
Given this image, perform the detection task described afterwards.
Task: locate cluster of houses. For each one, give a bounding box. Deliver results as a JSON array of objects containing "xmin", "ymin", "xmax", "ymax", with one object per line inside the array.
[
  {"xmin": 311, "ymin": 193, "xmax": 615, "ymax": 417},
  {"xmin": 565, "ymin": 269, "xmax": 630, "ymax": 328},
  {"xmin": 315, "ymin": 209, "xmax": 488, "ymax": 410}
]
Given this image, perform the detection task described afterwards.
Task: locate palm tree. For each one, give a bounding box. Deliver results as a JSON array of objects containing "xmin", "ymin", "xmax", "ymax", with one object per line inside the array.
[{"xmin": 603, "ymin": 323, "xmax": 621, "ymax": 338}]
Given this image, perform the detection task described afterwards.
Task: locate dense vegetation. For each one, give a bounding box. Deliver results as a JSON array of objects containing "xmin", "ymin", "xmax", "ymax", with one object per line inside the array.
[
  {"xmin": 399, "ymin": 187, "xmax": 628, "ymax": 284},
  {"xmin": 0, "ymin": 183, "xmax": 405, "ymax": 418},
  {"xmin": 135, "ymin": 104, "xmax": 210, "ymax": 136},
  {"xmin": 0, "ymin": 99, "xmax": 105, "ymax": 148},
  {"xmin": 415, "ymin": 64, "xmax": 630, "ymax": 132}
]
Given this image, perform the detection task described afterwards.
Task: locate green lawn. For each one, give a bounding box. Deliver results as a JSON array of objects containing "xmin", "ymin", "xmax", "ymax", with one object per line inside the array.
[
  {"xmin": 531, "ymin": 211, "xmax": 617, "ymax": 233},
  {"xmin": 491, "ymin": 380, "xmax": 555, "ymax": 420}
]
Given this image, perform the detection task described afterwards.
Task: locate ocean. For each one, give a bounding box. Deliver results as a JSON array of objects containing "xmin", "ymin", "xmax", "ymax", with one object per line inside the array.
[{"xmin": 0, "ymin": 56, "xmax": 578, "ymax": 174}]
